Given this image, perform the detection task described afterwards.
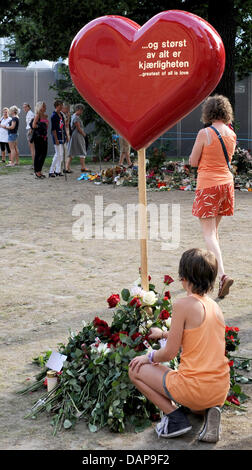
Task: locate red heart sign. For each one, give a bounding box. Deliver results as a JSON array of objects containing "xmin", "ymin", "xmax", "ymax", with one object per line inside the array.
[{"xmin": 69, "ymin": 11, "xmax": 225, "ymax": 150}]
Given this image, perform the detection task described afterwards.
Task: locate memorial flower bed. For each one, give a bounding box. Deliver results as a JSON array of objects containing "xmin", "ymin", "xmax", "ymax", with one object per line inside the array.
[
  {"xmin": 18, "ymin": 275, "xmax": 251, "ymax": 435},
  {"xmin": 81, "ymin": 146, "xmax": 252, "ymax": 191}
]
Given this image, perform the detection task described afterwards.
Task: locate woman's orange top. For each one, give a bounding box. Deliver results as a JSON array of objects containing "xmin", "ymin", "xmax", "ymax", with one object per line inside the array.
[
  {"xmin": 165, "ymin": 294, "xmax": 230, "ymax": 410},
  {"xmin": 196, "ymin": 128, "xmax": 236, "ymax": 190}
]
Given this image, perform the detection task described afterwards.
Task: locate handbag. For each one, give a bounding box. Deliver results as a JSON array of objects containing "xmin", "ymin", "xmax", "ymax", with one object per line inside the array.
[{"xmin": 210, "ymin": 125, "xmax": 234, "ymax": 174}]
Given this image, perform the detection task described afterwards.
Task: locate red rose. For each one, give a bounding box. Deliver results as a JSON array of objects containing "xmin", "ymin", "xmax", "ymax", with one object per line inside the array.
[
  {"xmin": 159, "ymin": 309, "xmax": 170, "ymax": 320},
  {"xmin": 227, "ymin": 394, "xmax": 240, "ymax": 406},
  {"xmin": 110, "ymin": 333, "xmax": 120, "ymax": 345},
  {"xmin": 164, "ymin": 291, "xmax": 171, "ymax": 299},
  {"xmin": 93, "ymin": 317, "xmax": 108, "ymax": 327},
  {"xmin": 97, "ymin": 325, "xmax": 111, "ymax": 337},
  {"xmin": 164, "ymin": 275, "xmax": 174, "ymax": 285},
  {"xmin": 107, "ymin": 294, "xmax": 120, "ymax": 308},
  {"xmin": 130, "ymin": 297, "xmax": 142, "ymax": 308},
  {"xmin": 131, "ymin": 332, "xmax": 142, "ymax": 341}
]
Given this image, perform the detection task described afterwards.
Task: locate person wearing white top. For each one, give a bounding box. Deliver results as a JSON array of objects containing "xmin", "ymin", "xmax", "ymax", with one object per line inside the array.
[
  {"xmin": 23, "ymin": 103, "xmax": 35, "ymax": 166},
  {"xmin": 0, "ymin": 107, "xmax": 11, "ymax": 163}
]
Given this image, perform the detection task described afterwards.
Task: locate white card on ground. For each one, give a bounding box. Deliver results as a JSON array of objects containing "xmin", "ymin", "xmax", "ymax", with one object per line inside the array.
[{"xmin": 46, "ymin": 351, "xmax": 67, "ymax": 372}]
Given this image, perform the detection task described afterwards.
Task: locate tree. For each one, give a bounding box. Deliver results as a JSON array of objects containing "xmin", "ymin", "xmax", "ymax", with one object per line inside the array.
[{"xmin": 1, "ymin": 0, "xmax": 251, "ymax": 110}]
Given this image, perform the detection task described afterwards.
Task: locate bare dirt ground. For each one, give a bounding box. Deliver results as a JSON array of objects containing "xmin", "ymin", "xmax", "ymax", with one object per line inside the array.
[{"xmin": 0, "ymin": 162, "xmax": 251, "ymax": 451}]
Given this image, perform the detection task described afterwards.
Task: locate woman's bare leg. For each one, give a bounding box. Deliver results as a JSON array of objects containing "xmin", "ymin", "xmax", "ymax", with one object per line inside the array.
[
  {"xmin": 129, "ymin": 363, "xmax": 177, "ymax": 415},
  {"xmin": 199, "ymin": 217, "xmax": 225, "ymax": 278}
]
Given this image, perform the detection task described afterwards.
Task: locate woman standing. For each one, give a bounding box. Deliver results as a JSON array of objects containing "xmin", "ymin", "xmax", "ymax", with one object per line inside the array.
[
  {"xmin": 189, "ymin": 94, "xmax": 236, "ymax": 298},
  {"xmin": 0, "ymin": 107, "xmax": 11, "ymax": 163},
  {"xmin": 66, "ymin": 103, "xmax": 87, "ymax": 173},
  {"xmin": 32, "ymin": 101, "xmax": 48, "ymax": 178},
  {"xmin": 5, "ymin": 105, "xmax": 19, "ymax": 166}
]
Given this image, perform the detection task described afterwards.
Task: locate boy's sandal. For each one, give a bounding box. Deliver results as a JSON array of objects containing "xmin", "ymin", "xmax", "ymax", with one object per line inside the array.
[{"xmin": 218, "ymin": 275, "xmax": 234, "ymax": 298}]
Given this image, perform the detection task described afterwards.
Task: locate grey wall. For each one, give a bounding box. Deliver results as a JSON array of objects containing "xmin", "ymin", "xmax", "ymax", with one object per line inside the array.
[
  {"xmin": 154, "ymin": 74, "xmax": 252, "ymax": 157},
  {"xmin": 0, "ymin": 67, "xmax": 56, "ymax": 156}
]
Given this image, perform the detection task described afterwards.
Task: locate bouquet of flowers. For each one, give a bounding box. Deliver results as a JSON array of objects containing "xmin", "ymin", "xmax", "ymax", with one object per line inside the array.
[
  {"xmin": 19, "ymin": 275, "xmax": 175, "ymax": 435},
  {"xmin": 18, "ymin": 275, "xmax": 250, "ymax": 434}
]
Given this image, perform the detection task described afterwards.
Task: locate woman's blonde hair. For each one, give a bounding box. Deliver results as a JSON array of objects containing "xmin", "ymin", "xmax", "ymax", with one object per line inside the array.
[
  {"xmin": 9, "ymin": 105, "xmax": 19, "ymax": 116},
  {"xmin": 2, "ymin": 107, "xmax": 9, "ymax": 114},
  {"xmin": 35, "ymin": 101, "xmax": 45, "ymax": 115},
  {"xmin": 201, "ymin": 94, "xmax": 234, "ymax": 125}
]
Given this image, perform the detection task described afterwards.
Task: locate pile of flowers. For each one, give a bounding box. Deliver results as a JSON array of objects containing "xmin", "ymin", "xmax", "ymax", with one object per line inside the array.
[
  {"xmin": 76, "ymin": 145, "xmax": 252, "ymax": 191},
  {"xmin": 18, "ymin": 275, "xmax": 250, "ymax": 435},
  {"xmin": 232, "ymin": 146, "xmax": 252, "ymax": 174},
  {"xmin": 225, "ymin": 326, "xmax": 251, "ymax": 408}
]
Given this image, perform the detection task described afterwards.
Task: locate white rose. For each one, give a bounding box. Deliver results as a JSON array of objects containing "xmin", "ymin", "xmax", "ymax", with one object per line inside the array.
[
  {"xmin": 91, "ymin": 342, "xmax": 110, "ymax": 356},
  {"xmin": 165, "ymin": 318, "xmax": 172, "ymax": 329},
  {"xmin": 97, "ymin": 342, "xmax": 111, "ymax": 355},
  {"xmin": 142, "ymin": 290, "xmax": 157, "ymax": 306}
]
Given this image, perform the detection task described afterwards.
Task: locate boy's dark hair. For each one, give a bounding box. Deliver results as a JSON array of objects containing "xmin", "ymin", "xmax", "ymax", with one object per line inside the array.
[
  {"xmin": 178, "ymin": 248, "xmax": 218, "ymax": 295},
  {"xmin": 54, "ymin": 99, "xmax": 63, "ymax": 108}
]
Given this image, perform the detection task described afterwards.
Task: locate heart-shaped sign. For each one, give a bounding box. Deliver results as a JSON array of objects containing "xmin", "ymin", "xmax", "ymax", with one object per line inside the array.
[{"xmin": 69, "ymin": 11, "xmax": 225, "ymax": 150}]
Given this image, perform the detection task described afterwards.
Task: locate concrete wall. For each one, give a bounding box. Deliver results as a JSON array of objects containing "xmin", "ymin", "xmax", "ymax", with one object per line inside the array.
[
  {"xmin": 0, "ymin": 67, "xmax": 56, "ymax": 156},
  {"xmin": 155, "ymin": 74, "xmax": 252, "ymax": 157}
]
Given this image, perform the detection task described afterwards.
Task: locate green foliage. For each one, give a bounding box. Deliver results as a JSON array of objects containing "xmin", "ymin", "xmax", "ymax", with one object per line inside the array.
[
  {"xmin": 51, "ymin": 65, "xmax": 114, "ymax": 150},
  {"xmin": 17, "ymin": 276, "xmax": 174, "ymax": 434},
  {"xmin": 0, "ymin": 0, "xmax": 251, "ymax": 79}
]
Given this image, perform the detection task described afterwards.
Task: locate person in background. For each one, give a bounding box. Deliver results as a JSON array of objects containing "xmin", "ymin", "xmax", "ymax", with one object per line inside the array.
[
  {"xmin": 32, "ymin": 101, "xmax": 48, "ymax": 178},
  {"xmin": 62, "ymin": 102, "xmax": 72, "ymax": 174},
  {"xmin": 189, "ymin": 94, "xmax": 236, "ymax": 299},
  {"xmin": 119, "ymin": 136, "xmax": 133, "ymax": 168},
  {"xmin": 23, "ymin": 103, "xmax": 35, "ymax": 167},
  {"xmin": 49, "ymin": 99, "xmax": 68, "ymax": 177},
  {"xmin": 5, "ymin": 105, "xmax": 19, "ymax": 166},
  {"xmin": 67, "ymin": 103, "xmax": 87, "ymax": 173},
  {"xmin": 0, "ymin": 107, "xmax": 11, "ymax": 163}
]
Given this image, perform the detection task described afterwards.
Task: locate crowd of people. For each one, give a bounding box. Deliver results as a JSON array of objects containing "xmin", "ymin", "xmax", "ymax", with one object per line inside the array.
[{"xmin": 0, "ymin": 100, "xmax": 88, "ymax": 178}]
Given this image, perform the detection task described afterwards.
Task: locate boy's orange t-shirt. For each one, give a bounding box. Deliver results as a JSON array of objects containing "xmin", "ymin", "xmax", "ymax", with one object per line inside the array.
[
  {"xmin": 196, "ymin": 128, "xmax": 236, "ymax": 190},
  {"xmin": 165, "ymin": 294, "xmax": 230, "ymax": 410}
]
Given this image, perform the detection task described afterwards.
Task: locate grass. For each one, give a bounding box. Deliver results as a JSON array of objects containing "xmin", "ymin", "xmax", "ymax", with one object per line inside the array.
[{"xmin": 0, "ymin": 154, "xmax": 184, "ymax": 176}]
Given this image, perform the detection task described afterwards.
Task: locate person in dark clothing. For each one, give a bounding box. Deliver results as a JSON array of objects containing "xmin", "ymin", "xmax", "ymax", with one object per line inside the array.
[
  {"xmin": 49, "ymin": 100, "xmax": 68, "ymax": 177},
  {"xmin": 32, "ymin": 101, "xmax": 48, "ymax": 178}
]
